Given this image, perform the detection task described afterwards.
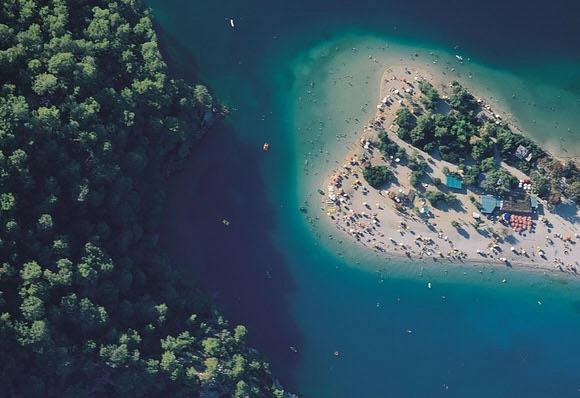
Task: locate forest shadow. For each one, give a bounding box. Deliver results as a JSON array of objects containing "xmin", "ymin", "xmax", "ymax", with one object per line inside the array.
[
  {"xmin": 154, "ymin": 20, "xmax": 201, "ymax": 84},
  {"xmin": 158, "ymin": 120, "xmax": 302, "ymax": 385}
]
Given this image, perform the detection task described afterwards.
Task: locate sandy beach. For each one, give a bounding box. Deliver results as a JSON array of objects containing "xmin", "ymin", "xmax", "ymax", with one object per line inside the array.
[{"xmin": 317, "ymin": 64, "xmax": 580, "ymax": 277}]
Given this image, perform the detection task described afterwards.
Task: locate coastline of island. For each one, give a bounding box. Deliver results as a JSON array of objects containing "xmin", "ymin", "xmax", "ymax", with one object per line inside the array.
[{"xmin": 315, "ymin": 63, "xmax": 580, "ymax": 277}]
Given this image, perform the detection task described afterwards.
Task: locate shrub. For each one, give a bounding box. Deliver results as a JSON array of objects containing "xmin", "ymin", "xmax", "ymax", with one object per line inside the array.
[
  {"xmin": 425, "ymin": 190, "xmax": 445, "ymax": 206},
  {"xmin": 444, "ymin": 193, "xmax": 458, "ymax": 206},
  {"xmin": 362, "ymin": 165, "xmax": 393, "ymax": 189}
]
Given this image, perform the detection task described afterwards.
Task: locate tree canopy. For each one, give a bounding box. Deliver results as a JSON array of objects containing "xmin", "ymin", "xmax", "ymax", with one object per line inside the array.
[
  {"xmin": 418, "ymin": 81, "xmax": 440, "ymax": 111},
  {"xmin": 0, "ymin": 1, "xmax": 285, "ymax": 397},
  {"xmin": 363, "ymin": 165, "xmax": 393, "ymax": 189}
]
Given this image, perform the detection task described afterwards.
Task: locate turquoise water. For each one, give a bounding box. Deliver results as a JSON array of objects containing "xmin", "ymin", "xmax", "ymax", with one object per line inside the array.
[{"xmin": 149, "ymin": 1, "xmax": 580, "ymax": 396}]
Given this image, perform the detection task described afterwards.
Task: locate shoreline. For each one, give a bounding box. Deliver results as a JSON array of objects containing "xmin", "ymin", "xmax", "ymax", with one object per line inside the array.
[{"xmin": 315, "ymin": 63, "xmax": 580, "ymax": 278}]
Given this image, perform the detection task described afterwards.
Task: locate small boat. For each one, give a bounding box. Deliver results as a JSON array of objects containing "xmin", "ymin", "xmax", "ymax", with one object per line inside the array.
[
  {"xmin": 455, "ymin": 54, "xmax": 463, "ymax": 62},
  {"xmin": 317, "ymin": 189, "xmax": 325, "ymax": 195},
  {"xmin": 263, "ymin": 142, "xmax": 269, "ymax": 151},
  {"xmin": 222, "ymin": 219, "xmax": 230, "ymax": 226},
  {"xmin": 334, "ymin": 351, "xmax": 340, "ymax": 357},
  {"xmin": 290, "ymin": 346, "xmax": 298, "ymax": 353},
  {"xmin": 230, "ymin": 19, "xmax": 235, "ymax": 28}
]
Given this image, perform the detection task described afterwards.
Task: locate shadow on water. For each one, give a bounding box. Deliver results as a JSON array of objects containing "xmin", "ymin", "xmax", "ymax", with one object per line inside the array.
[
  {"xmin": 153, "ymin": 20, "xmax": 201, "ymax": 83},
  {"xmin": 158, "ymin": 120, "xmax": 302, "ymax": 385}
]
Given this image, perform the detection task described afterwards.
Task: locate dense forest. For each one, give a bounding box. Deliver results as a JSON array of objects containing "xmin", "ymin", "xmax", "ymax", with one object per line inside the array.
[{"xmin": 0, "ymin": 1, "xmax": 288, "ymax": 397}]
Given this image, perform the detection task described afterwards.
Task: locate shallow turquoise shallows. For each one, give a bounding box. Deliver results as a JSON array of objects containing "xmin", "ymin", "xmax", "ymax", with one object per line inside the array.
[{"xmin": 148, "ymin": 0, "xmax": 580, "ymax": 396}]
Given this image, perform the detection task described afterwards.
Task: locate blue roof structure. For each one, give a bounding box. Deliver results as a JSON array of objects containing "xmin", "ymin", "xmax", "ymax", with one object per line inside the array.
[
  {"xmin": 446, "ymin": 176, "xmax": 463, "ymax": 189},
  {"xmin": 481, "ymin": 195, "xmax": 500, "ymax": 214}
]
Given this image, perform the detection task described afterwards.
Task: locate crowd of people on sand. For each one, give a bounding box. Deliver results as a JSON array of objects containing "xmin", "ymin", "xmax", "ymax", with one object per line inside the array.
[{"xmin": 317, "ymin": 63, "xmax": 580, "ymax": 276}]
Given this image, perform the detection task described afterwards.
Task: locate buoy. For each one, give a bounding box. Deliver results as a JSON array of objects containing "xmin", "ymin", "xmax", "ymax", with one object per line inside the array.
[{"xmin": 263, "ymin": 142, "xmax": 269, "ymax": 151}]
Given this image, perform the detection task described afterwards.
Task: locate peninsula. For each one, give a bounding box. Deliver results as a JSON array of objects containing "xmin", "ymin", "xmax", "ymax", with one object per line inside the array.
[{"xmin": 319, "ymin": 64, "xmax": 580, "ymax": 275}]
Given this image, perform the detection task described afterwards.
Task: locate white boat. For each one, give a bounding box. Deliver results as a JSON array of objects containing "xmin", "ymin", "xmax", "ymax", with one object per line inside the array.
[
  {"xmin": 455, "ymin": 54, "xmax": 463, "ymax": 62},
  {"xmin": 230, "ymin": 19, "xmax": 235, "ymax": 28}
]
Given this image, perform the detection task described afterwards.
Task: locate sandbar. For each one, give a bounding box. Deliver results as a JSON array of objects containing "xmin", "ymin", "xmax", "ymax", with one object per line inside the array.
[{"xmin": 317, "ymin": 64, "xmax": 580, "ymax": 277}]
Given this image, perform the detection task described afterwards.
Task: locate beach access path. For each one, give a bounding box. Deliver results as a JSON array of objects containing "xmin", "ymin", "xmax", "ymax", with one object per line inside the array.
[{"xmin": 319, "ymin": 64, "xmax": 580, "ymax": 277}]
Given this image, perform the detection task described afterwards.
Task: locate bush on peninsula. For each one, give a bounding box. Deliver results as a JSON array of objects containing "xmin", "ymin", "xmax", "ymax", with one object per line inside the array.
[
  {"xmin": 376, "ymin": 131, "xmax": 406, "ymax": 160},
  {"xmin": 418, "ymin": 81, "xmax": 440, "ymax": 111},
  {"xmin": 424, "ymin": 190, "xmax": 445, "ymax": 206},
  {"xmin": 363, "ymin": 165, "xmax": 393, "ymax": 189}
]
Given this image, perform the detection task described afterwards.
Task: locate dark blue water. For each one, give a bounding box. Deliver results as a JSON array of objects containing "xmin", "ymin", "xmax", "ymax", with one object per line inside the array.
[
  {"xmin": 149, "ymin": 0, "xmax": 580, "ymax": 74},
  {"xmin": 150, "ymin": 1, "xmax": 580, "ymax": 396}
]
